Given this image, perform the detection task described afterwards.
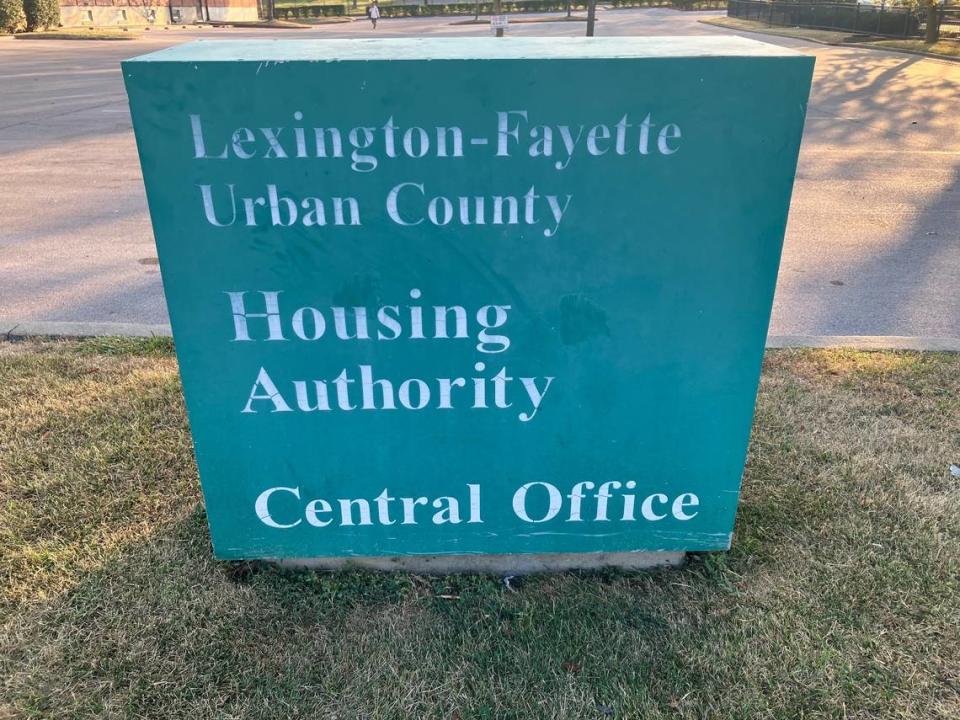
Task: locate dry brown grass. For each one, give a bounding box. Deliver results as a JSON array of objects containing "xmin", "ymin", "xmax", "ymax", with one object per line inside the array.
[
  {"xmin": 1, "ymin": 339, "xmax": 958, "ymax": 719},
  {"xmin": 871, "ymin": 38, "xmax": 960, "ymax": 59},
  {"xmin": 702, "ymin": 16, "xmax": 960, "ymax": 60},
  {"xmin": 12, "ymin": 29, "xmax": 140, "ymax": 40}
]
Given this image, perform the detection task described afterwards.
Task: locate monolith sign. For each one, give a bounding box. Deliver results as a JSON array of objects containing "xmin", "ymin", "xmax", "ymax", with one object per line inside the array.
[{"xmin": 123, "ymin": 37, "xmax": 814, "ymax": 565}]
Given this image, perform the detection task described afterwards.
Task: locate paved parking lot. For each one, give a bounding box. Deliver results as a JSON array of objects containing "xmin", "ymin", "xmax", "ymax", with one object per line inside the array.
[{"xmin": 1, "ymin": 9, "xmax": 958, "ymax": 337}]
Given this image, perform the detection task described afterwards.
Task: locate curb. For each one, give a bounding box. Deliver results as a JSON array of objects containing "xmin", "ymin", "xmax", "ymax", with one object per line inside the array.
[
  {"xmin": 836, "ymin": 40, "xmax": 960, "ymax": 65},
  {"xmin": 2, "ymin": 321, "xmax": 959, "ymax": 352},
  {"xmin": 766, "ymin": 335, "xmax": 960, "ymax": 352},
  {"xmin": 1, "ymin": 320, "xmax": 172, "ymax": 338},
  {"xmin": 450, "ymin": 16, "xmax": 587, "ymax": 25},
  {"xmin": 698, "ymin": 18, "xmax": 960, "ymax": 65}
]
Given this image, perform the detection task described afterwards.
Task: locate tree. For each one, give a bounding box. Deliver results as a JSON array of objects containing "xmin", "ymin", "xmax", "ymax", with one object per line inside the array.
[
  {"xmin": 0, "ymin": 0, "xmax": 26, "ymax": 32},
  {"xmin": 23, "ymin": 0, "xmax": 58, "ymax": 30},
  {"xmin": 923, "ymin": 0, "xmax": 941, "ymax": 43},
  {"xmin": 585, "ymin": 0, "xmax": 596, "ymax": 35}
]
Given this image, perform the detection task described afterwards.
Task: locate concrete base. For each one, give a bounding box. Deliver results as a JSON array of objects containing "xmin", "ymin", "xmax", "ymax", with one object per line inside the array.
[
  {"xmin": 0, "ymin": 320, "xmax": 172, "ymax": 339},
  {"xmin": 59, "ymin": 5, "xmax": 259, "ymax": 28},
  {"xmin": 60, "ymin": 6, "xmax": 165, "ymax": 27},
  {"xmin": 275, "ymin": 551, "xmax": 687, "ymax": 574},
  {"xmin": 767, "ymin": 335, "xmax": 960, "ymax": 352},
  {"xmin": 190, "ymin": 5, "xmax": 260, "ymax": 22}
]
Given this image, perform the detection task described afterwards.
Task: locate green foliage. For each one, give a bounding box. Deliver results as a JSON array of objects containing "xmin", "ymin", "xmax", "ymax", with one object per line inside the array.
[
  {"xmin": 278, "ymin": 2, "xmax": 347, "ymax": 16},
  {"xmin": 0, "ymin": 0, "xmax": 26, "ymax": 33},
  {"xmin": 23, "ymin": 0, "xmax": 58, "ymax": 30},
  {"xmin": 276, "ymin": 0, "xmax": 723, "ymax": 19}
]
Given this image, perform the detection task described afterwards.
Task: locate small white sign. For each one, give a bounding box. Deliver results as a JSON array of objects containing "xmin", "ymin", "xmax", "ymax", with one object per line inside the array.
[{"xmin": 490, "ymin": 14, "xmax": 508, "ymax": 29}]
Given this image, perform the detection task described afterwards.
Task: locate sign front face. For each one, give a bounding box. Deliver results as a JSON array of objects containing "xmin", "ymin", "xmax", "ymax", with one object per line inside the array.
[{"xmin": 124, "ymin": 37, "xmax": 813, "ymax": 560}]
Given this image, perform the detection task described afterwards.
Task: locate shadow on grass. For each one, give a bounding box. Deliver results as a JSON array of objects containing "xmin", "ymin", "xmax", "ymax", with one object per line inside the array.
[
  {"xmin": 1, "ymin": 345, "xmax": 958, "ymax": 719},
  {"xmin": 2, "ymin": 505, "xmax": 748, "ymax": 719}
]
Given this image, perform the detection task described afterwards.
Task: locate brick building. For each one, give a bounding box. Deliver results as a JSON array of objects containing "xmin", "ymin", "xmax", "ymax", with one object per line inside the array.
[{"xmin": 59, "ymin": 0, "xmax": 260, "ymax": 27}]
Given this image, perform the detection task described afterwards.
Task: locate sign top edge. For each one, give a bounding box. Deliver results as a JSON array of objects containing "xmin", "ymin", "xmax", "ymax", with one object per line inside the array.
[{"xmin": 122, "ymin": 36, "xmax": 809, "ymax": 64}]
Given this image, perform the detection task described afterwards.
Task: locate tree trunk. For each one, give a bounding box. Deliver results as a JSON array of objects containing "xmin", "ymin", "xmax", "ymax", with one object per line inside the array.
[
  {"xmin": 586, "ymin": 0, "xmax": 596, "ymax": 35},
  {"xmin": 925, "ymin": 2, "xmax": 940, "ymax": 43}
]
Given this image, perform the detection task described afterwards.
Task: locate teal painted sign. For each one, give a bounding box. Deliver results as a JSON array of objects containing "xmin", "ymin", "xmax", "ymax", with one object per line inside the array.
[{"xmin": 123, "ymin": 37, "xmax": 813, "ymax": 560}]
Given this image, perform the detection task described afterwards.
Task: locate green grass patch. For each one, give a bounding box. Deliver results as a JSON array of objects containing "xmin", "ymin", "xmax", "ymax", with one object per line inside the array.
[
  {"xmin": 73, "ymin": 335, "xmax": 175, "ymax": 357},
  {"xmin": 871, "ymin": 38, "xmax": 960, "ymax": 59},
  {"xmin": 12, "ymin": 28, "xmax": 140, "ymax": 39},
  {"xmin": 702, "ymin": 16, "xmax": 960, "ymax": 60},
  {"xmin": 1, "ymin": 339, "xmax": 958, "ymax": 718},
  {"xmin": 700, "ymin": 15, "xmax": 870, "ymax": 43},
  {"xmin": 275, "ymin": 0, "xmax": 349, "ymax": 6}
]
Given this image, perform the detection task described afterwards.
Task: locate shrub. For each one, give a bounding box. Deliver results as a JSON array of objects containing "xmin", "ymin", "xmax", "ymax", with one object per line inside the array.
[
  {"xmin": 281, "ymin": 0, "xmax": 718, "ymax": 19},
  {"xmin": 23, "ymin": 0, "xmax": 58, "ymax": 30},
  {"xmin": 0, "ymin": 0, "xmax": 26, "ymax": 33}
]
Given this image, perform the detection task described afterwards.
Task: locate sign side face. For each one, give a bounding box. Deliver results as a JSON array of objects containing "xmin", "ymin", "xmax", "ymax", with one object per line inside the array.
[{"xmin": 123, "ymin": 44, "xmax": 813, "ymax": 559}]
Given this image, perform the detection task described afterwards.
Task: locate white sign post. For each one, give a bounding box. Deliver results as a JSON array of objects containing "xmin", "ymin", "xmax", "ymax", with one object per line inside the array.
[{"xmin": 490, "ymin": 14, "xmax": 508, "ymax": 33}]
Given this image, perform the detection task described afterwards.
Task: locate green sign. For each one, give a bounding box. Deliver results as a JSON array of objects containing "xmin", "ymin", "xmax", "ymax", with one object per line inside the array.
[{"xmin": 123, "ymin": 37, "xmax": 813, "ymax": 561}]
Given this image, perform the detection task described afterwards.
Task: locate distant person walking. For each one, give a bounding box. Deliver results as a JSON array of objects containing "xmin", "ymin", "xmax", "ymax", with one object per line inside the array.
[{"xmin": 368, "ymin": 0, "xmax": 380, "ymax": 28}]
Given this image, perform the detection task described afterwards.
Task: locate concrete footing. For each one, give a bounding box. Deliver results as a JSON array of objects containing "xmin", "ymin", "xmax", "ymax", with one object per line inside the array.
[
  {"xmin": 275, "ymin": 551, "xmax": 687, "ymax": 574},
  {"xmin": 59, "ymin": 4, "xmax": 259, "ymax": 28},
  {"xmin": 0, "ymin": 320, "xmax": 172, "ymax": 339},
  {"xmin": 766, "ymin": 335, "xmax": 960, "ymax": 352}
]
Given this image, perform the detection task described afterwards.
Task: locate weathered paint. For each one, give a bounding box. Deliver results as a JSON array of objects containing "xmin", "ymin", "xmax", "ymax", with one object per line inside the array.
[{"xmin": 122, "ymin": 37, "xmax": 814, "ymax": 561}]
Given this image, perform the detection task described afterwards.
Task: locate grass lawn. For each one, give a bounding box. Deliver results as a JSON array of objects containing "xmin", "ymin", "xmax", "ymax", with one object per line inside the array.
[
  {"xmin": 871, "ymin": 38, "xmax": 960, "ymax": 59},
  {"xmin": 275, "ymin": 0, "xmax": 419, "ymax": 5},
  {"xmin": 1, "ymin": 338, "xmax": 958, "ymax": 718},
  {"xmin": 700, "ymin": 15, "xmax": 869, "ymax": 43},
  {"xmin": 702, "ymin": 16, "xmax": 960, "ymax": 60},
  {"xmin": 12, "ymin": 29, "xmax": 140, "ymax": 40},
  {"xmin": 276, "ymin": 0, "xmax": 349, "ymax": 5}
]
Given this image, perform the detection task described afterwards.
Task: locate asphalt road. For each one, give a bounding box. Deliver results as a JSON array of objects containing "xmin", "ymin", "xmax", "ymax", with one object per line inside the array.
[{"xmin": 1, "ymin": 10, "xmax": 958, "ymax": 337}]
